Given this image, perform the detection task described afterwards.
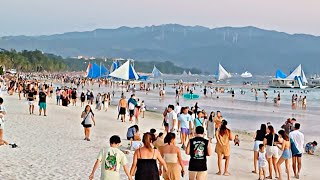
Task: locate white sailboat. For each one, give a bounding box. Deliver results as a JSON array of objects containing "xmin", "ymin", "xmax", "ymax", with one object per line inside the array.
[
  {"xmin": 241, "ymin": 71, "xmax": 253, "ymax": 78},
  {"xmin": 217, "ymin": 63, "xmax": 232, "ymax": 81},
  {"xmin": 182, "ymin": 70, "xmax": 188, "ymax": 76},
  {"xmin": 152, "ymin": 65, "xmax": 163, "ymax": 78},
  {"xmin": 188, "ymin": 71, "xmax": 192, "ymax": 76}
]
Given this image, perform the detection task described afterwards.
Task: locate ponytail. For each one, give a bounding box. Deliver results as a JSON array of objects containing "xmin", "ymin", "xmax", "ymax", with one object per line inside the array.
[{"xmin": 142, "ymin": 133, "xmax": 153, "ymax": 151}]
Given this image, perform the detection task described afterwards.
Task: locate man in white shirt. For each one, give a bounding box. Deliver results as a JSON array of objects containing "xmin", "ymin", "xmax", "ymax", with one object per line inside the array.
[
  {"xmin": 289, "ymin": 123, "xmax": 304, "ymax": 179},
  {"xmin": 166, "ymin": 105, "xmax": 177, "ymax": 133},
  {"xmin": 175, "ymin": 102, "xmax": 182, "ymax": 116}
]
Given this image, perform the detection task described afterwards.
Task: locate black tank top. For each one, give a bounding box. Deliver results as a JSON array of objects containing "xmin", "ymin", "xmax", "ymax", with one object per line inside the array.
[
  {"xmin": 189, "ymin": 137, "xmax": 208, "ymax": 171},
  {"xmin": 135, "ymin": 149, "xmax": 159, "ymax": 180}
]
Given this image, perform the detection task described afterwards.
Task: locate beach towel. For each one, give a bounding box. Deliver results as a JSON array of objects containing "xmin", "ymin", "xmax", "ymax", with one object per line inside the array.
[{"xmin": 290, "ymin": 138, "xmax": 300, "ymax": 155}]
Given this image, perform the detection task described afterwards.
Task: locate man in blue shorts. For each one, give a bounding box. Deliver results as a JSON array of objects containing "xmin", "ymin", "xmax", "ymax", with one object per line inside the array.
[{"xmin": 39, "ymin": 88, "xmax": 48, "ymax": 116}]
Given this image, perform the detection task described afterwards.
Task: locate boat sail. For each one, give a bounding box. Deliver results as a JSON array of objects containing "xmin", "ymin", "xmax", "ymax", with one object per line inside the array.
[
  {"xmin": 269, "ymin": 64, "xmax": 308, "ymax": 89},
  {"xmin": 188, "ymin": 71, "xmax": 192, "ymax": 76},
  {"xmin": 218, "ymin": 63, "xmax": 231, "ymax": 80},
  {"xmin": 152, "ymin": 65, "xmax": 163, "ymax": 78},
  {"xmin": 182, "ymin": 70, "xmax": 188, "ymax": 76}
]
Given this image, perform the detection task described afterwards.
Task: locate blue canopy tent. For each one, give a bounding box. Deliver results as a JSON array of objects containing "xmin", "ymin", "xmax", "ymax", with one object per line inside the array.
[
  {"xmin": 138, "ymin": 75, "xmax": 149, "ymax": 81},
  {"xmin": 275, "ymin": 69, "xmax": 287, "ymax": 79},
  {"xmin": 86, "ymin": 63, "xmax": 108, "ymax": 78}
]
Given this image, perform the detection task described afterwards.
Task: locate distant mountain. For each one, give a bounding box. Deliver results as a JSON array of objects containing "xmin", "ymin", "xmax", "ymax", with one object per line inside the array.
[{"xmin": 1, "ymin": 24, "xmax": 320, "ymax": 75}]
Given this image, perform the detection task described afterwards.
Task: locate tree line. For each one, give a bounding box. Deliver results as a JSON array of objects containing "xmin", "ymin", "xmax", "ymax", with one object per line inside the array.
[{"xmin": 0, "ymin": 49, "xmax": 202, "ymax": 74}]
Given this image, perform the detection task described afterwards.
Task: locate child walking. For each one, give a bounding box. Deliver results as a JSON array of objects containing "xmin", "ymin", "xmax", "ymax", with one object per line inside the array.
[{"xmin": 258, "ymin": 144, "xmax": 267, "ymax": 180}]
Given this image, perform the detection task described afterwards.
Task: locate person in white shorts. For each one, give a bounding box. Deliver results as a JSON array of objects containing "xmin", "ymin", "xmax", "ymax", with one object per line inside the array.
[{"xmin": 264, "ymin": 125, "xmax": 279, "ymax": 179}]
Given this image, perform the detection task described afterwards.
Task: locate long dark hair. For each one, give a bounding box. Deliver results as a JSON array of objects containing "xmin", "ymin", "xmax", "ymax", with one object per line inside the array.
[
  {"xmin": 164, "ymin": 133, "xmax": 176, "ymax": 145},
  {"xmin": 278, "ymin": 130, "xmax": 289, "ymax": 141},
  {"xmin": 209, "ymin": 111, "xmax": 215, "ymax": 122},
  {"xmin": 260, "ymin": 124, "xmax": 267, "ymax": 135},
  {"xmin": 142, "ymin": 133, "xmax": 154, "ymax": 151},
  {"xmin": 268, "ymin": 125, "xmax": 275, "ymax": 134},
  {"xmin": 219, "ymin": 120, "xmax": 229, "ymax": 136},
  {"xmin": 84, "ymin": 105, "xmax": 94, "ymax": 116}
]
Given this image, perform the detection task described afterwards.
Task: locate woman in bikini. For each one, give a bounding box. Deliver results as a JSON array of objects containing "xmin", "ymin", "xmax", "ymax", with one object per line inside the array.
[{"xmin": 276, "ymin": 130, "xmax": 292, "ymax": 180}]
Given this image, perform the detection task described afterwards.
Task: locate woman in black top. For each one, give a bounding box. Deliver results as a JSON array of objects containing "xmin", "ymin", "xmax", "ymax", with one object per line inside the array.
[
  {"xmin": 252, "ymin": 124, "xmax": 267, "ymax": 173},
  {"xmin": 264, "ymin": 125, "xmax": 279, "ymax": 179},
  {"xmin": 130, "ymin": 133, "xmax": 167, "ymax": 180},
  {"xmin": 80, "ymin": 92, "xmax": 86, "ymax": 107}
]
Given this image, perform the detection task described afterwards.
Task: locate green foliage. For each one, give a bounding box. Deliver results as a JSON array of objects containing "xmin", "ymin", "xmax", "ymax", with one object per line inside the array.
[
  {"xmin": 0, "ymin": 49, "xmax": 68, "ymax": 72},
  {"xmin": 0, "ymin": 49, "xmax": 202, "ymax": 73}
]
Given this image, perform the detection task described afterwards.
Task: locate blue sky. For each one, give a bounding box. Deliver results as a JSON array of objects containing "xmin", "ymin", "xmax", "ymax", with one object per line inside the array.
[{"xmin": 1, "ymin": 0, "xmax": 319, "ymax": 36}]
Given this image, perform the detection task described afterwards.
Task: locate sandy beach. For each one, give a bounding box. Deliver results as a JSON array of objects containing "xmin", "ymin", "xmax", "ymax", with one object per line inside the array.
[{"xmin": 0, "ymin": 85, "xmax": 319, "ymax": 180}]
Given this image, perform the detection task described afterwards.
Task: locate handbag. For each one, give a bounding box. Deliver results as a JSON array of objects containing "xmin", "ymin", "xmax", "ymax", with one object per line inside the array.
[{"xmin": 81, "ymin": 112, "xmax": 90, "ymax": 125}]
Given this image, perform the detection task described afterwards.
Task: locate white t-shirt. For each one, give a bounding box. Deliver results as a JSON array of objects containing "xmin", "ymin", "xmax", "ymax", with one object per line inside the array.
[
  {"xmin": 128, "ymin": 102, "xmax": 135, "ymax": 110},
  {"xmin": 166, "ymin": 111, "xmax": 178, "ymax": 130},
  {"xmin": 289, "ymin": 130, "xmax": 305, "ymax": 154},
  {"xmin": 97, "ymin": 147, "xmax": 127, "ymax": 180},
  {"xmin": 175, "ymin": 105, "xmax": 181, "ymax": 114}
]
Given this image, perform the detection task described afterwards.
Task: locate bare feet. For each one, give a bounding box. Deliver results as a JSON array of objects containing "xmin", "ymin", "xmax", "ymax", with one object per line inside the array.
[
  {"xmin": 266, "ymin": 176, "xmax": 273, "ymax": 179},
  {"xmin": 252, "ymin": 171, "xmax": 257, "ymax": 174},
  {"xmin": 216, "ymin": 172, "xmax": 222, "ymax": 175},
  {"xmin": 223, "ymin": 172, "xmax": 231, "ymax": 176}
]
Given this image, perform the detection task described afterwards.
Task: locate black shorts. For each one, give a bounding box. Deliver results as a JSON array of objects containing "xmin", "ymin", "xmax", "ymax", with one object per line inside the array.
[
  {"xmin": 293, "ymin": 153, "xmax": 302, "ymax": 157},
  {"xmin": 127, "ymin": 136, "xmax": 134, "ymax": 140},
  {"xmin": 129, "ymin": 110, "xmax": 135, "ymax": 117},
  {"xmin": 83, "ymin": 124, "xmax": 92, "ymax": 128},
  {"xmin": 119, "ymin": 107, "xmax": 126, "ymax": 115}
]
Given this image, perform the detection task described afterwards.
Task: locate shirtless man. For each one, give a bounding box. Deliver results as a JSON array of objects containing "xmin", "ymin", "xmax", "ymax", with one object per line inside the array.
[{"xmin": 118, "ymin": 96, "xmax": 128, "ymax": 122}]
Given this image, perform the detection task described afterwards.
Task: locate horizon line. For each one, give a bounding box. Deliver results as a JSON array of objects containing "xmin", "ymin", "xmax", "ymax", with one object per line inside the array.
[{"xmin": 1, "ymin": 23, "xmax": 319, "ymax": 38}]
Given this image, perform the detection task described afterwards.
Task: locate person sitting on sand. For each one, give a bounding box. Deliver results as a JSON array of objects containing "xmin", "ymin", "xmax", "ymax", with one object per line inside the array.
[
  {"xmin": 215, "ymin": 120, "xmax": 233, "ymax": 176},
  {"xmin": 81, "ymin": 105, "xmax": 95, "ymax": 141},
  {"xmin": 126, "ymin": 125, "xmax": 140, "ymax": 141},
  {"xmin": 89, "ymin": 135, "xmax": 132, "ymax": 180},
  {"xmin": 234, "ymin": 135, "xmax": 240, "ymax": 146},
  {"xmin": 186, "ymin": 126, "xmax": 212, "ymax": 180},
  {"xmin": 305, "ymin": 141, "xmax": 317, "ymax": 155}
]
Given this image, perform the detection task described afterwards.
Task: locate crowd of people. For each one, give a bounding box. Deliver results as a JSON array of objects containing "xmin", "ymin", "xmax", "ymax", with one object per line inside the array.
[{"xmin": 0, "ymin": 76, "xmax": 317, "ymax": 180}]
